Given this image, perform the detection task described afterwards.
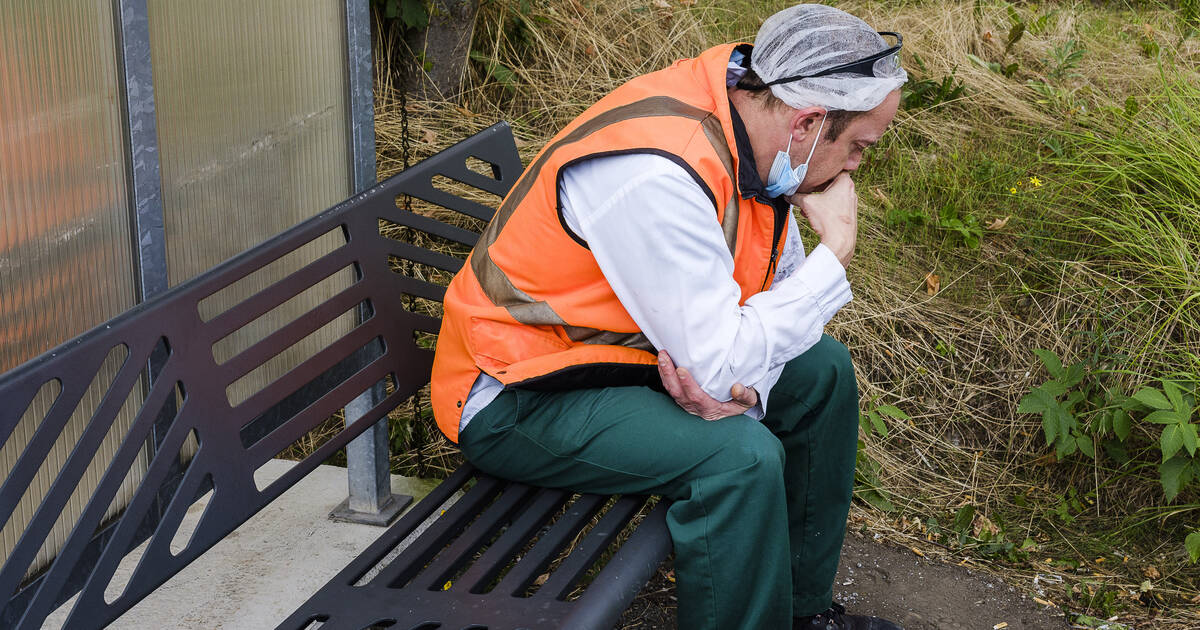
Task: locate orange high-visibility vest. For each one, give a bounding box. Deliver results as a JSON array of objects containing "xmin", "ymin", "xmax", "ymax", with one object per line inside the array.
[{"xmin": 431, "ymin": 43, "xmax": 789, "ymax": 442}]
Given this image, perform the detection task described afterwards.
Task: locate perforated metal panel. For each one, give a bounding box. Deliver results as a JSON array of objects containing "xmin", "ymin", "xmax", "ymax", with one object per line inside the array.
[{"xmin": 0, "ymin": 122, "xmax": 524, "ymax": 630}]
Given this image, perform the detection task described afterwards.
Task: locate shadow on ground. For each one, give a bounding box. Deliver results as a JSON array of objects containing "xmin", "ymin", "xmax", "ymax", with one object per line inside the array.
[{"xmin": 618, "ymin": 529, "xmax": 1070, "ymax": 629}]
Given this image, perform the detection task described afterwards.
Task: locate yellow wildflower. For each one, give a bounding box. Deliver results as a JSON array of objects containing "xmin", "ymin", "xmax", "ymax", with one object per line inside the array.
[
  {"xmin": 443, "ymin": 580, "xmax": 453, "ymax": 590},
  {"xmin": 1029, "ymin": 176, "xmax": 1042, "ymax": 187},
  {"xmin": 1009, "ymin": 187, "xmax": 1017, "ymax": 195}
]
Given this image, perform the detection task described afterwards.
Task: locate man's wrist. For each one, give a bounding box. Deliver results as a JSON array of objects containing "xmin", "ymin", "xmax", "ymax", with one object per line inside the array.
[{"xmin": 819, "ymin": 239, "xmax": 852, "ymax": 268}]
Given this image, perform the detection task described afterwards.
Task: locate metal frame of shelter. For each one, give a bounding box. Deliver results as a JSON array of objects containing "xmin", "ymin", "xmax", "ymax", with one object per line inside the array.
[{"xmin": 3, "ymin": 0, "xmax": 398, "ymax": 622}]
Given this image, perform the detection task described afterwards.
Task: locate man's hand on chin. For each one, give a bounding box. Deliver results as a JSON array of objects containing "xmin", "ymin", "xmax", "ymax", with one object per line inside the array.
[
  {"xmin": 786, "ymin": 171, "xmax": 859, "ymax": 269},
  {"xmin": 657, "ymin": 350, "xmax": 757, "ymax": 420}
]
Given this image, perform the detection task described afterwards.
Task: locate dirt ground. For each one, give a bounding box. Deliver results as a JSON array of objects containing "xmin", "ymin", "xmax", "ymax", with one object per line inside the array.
[{"xmin": 618, "ymin": 529, "xmax": 1071, "ymax": 629}]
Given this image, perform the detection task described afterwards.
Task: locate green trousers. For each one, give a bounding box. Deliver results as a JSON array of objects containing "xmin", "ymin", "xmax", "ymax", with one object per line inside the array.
[{"xmin": 458, "ymin": 334, "xmax": 860, "ymax": 630}]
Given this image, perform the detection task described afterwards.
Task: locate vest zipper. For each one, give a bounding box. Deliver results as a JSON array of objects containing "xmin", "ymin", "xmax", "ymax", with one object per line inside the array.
[{"xmin": 760, "ymin": 202, "xmax": 788, "ymax": 291}]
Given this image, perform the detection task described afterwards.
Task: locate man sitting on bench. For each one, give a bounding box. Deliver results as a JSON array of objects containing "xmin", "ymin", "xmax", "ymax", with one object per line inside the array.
[{"xmin": 431, "ymin": 5, "xmax": 907, "ymax": 629}]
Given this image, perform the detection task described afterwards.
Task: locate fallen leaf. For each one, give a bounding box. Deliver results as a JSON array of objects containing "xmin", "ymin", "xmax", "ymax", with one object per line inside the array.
[
  {"xmin": 973, "ymin": 513, "xmax": 999, "ymax": 538},
  {"xmin": 910, "ymin": 546, "xmax": 925, "ymax": 557},
  {"xmin": 679, "ymin": 0, "xmax": 697, "ymax": 5},
  {"xmin": 584, "ymin": 44, "xmax": 597, "ymax": 56},
  {"xmin": 925, "ymin": 272, "xmax": 940, "ymax": 296},
  {"xmin": 422, "ymin": 129, "xmax": 438, "ymax": 144},
  {"xmin": 1033, "ymin": 597, "xmax": 1054, "ymax": 607},
  {"xmin": 986, "ymin": 216, "xmax": 1011, "ymax": 230},
  {"xmin": 652, "ymin": 0, "xmax": 670, "ymax": 7},
  {"xmin": 993, "ymin": 623, "xmax": 1009, "ymax": 629},
  {"xmin": 983, "ymin": 30, "xmax": 994, "ymax": 41},
  {"xmin": 1143, "ymin": 566, "xmax": 1160, "ymax": 579},
  {"xmin": 534, "ymin": 573, "xmax": 550, "ymax": 586}
]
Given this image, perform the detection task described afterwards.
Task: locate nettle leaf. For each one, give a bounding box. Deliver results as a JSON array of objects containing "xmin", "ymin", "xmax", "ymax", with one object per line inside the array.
[
  {"xmin": 1134, "ymin": 387, "xmax": 1172, "ymax": 410},
  {"xmin": 1042, "ymin": 411, "xmax": 1058, "ymax": 444},
  {"xmin": 1182, "ymin": 424, "xmax": 1198, "ymax": 457},
  {"xmin": 1040, "ymin": 380, "xmax": 1069, "ymax": 398},
  {"xmin": 1033, "ymin": 349, "xmax": 1064, "ymax": 379},
  {"xmin": 1145, "ymin": 409, "xmax": 1182, "ymax": 424},
  {"xmin": 953, "ymin": 504, "xmax": 975, "ymax": 533},
  {"xmin": 1062, "ymin": 362, "xmax": 1086, "ymax": 388},
  {"xmin": 877, "ymin": 405, "xmax": 910, "ymax": 421},
  {"xmin": 1159, "ymin": 456, "xmax": 1194, "ymax": 502},
  {"xmin": 1018, "ymin": 389, "xmax": 1053, "ymax": 414},
  {"xmin": 1052, "ymin": 404, "xmax": 1076, "ymax": 435},
  {"xmin": 1113, "ymin": 410, "xmax": 1133, "ymax": 442},
  {"xmin": 400, "ymin": 0, "xmax": 429, "ymax": 30},
  {"xmin": 858, "ymin": 489, "xmax": 897, "ymax": 512},
  {"xmin": 1161, "ymin": 424, "xmax": 1185, "ymax": 461},
  {"xmin": 1056, "ymin": 432, "xmax": 1078, "ymax": 459},
  {"xmin": 870, "ymin": 411, "xmax": 888, "ymax": 437},
  {"xmin": 1077, "ymin": 433, "xmax": 1096, "ymax": 459},
  {"xmin": 1163, "ymin": 380, "xmax": 1186, "ymax": 411},
  {"xmin": 1186, "ymin": 531, "xmax": 1200, "ymax": 564}
]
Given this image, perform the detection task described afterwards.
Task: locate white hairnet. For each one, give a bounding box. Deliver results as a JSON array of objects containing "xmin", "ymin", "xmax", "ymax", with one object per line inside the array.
[{"xmin": 750, "ymin": 4, "xmax": 907, "ymax": 112}]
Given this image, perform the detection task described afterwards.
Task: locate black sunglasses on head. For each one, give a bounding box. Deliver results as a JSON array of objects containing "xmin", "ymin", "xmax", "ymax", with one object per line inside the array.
[{"xmin": 762, "ymin": 31, "xmax": 903, "ymax": 87}]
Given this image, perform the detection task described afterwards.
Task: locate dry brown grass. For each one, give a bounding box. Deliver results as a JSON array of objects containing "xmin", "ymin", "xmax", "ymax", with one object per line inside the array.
[{"xmin": 367, "ymin": 0, "xmax": 1200, "ymax": 625}]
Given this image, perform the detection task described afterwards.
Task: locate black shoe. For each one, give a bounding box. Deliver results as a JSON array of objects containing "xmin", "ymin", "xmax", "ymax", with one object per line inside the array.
[{"xmin": 793, "ymin": 602, "xmax": 903, "ymax": 630}]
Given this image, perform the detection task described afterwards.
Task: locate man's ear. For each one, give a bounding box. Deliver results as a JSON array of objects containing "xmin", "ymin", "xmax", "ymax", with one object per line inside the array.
[{"xmin": 789, "ymin": 106, "xmax": 827, "ymax": 142}]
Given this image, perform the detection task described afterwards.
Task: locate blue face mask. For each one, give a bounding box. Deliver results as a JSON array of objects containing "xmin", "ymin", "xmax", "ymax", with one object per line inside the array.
[{"xmin": 764, "ymin": 114, "xmax": 827, "ymax": 198}]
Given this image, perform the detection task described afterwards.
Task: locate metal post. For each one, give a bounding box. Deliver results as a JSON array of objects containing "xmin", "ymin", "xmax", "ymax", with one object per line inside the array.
[
  {"xmin": 330, "ymin": 0, "xmax": 411, "ymax": 526},
  {"xmin": 116, "ymin": 0, "xmax": 168, "ymax": 305},
  {"xmin": 114, "ymin": 0, "xmax": 179, "ymax": 454}
]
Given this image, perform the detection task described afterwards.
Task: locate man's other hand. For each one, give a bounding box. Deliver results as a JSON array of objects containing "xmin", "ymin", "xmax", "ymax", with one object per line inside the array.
[
  {"xmin": 789, "ymin": 172, "xmax": 858, "ymax": 268},
  {"xmin": 657, "ymin": 350, "xmax": 758, "ymax": 420}
]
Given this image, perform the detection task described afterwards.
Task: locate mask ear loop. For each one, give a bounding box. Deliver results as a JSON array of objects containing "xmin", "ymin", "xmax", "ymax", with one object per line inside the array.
[{"xmin": 800, "ymin": 113, "xmax": 828, "ymax": 167}]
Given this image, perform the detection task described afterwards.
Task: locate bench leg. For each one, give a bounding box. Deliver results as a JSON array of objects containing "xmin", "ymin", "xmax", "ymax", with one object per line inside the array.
[{"xmin": 329, "ymin": 386, "xmax": 412, "ymax": 526}]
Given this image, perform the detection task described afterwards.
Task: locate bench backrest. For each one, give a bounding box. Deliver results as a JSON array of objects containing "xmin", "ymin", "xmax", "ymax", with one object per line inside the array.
[{"xmin": 0, "ymin": 123, "xmax": 523, "ymax": 629}]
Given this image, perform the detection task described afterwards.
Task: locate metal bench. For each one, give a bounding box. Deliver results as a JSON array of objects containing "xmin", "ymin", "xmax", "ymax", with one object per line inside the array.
[{"xmin": 0, "ymin": 122, "xmax": 672, "ymax": 630}]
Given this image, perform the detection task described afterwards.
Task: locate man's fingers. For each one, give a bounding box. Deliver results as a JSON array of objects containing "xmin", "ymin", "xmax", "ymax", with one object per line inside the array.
[
  {"xmin": 730, "ymin": 383, "xmax": 757, "ymax": 407},
  {"xmin": 659, "ymin": 353, "xmax": 755, "ymax": 421},
  {"xmin": 675, "ymin": 367, "xmax": 703, "ymax": 397},
  {"xmin": 657, "ymin": 351, "xmax": 683, "ymax": 399}
]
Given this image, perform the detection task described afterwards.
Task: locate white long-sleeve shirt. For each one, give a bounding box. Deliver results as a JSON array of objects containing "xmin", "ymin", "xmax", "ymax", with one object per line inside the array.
[{"xmin": 458, "ymin": 152, "xmax": 852, "ymax": 432}]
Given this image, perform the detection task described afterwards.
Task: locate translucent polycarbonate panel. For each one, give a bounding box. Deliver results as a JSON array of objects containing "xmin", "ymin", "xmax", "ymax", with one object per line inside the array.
[
  {"xmin": 0, "ymin": 0, "xmax": 148, "ymax": 578},
  {"xmin": 148, "ymin": 0, "xmax": 357, "ymax": 408},
  {"xmin": 0, "ymin": 2, "xmax": 136, "ymax": 371},
  {"xmin": 149, "ymin": 0, "xmax": 354, "ymax": 283}
]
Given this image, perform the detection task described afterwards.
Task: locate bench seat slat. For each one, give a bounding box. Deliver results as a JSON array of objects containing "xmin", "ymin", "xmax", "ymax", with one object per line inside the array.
[
  {"xmin": 416, "ymin": 483, "xmax": 541, "ymax": 592},
  {"xmin": 455, "ymin": 487, "xmax": 571, "ymax": 594},
  {"xmin": 492, "ymin": 493, "xmax": 608, "ymax": 597}
]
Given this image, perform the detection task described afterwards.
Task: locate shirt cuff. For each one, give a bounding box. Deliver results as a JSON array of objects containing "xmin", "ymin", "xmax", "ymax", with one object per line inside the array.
[
  {"xmin": 791, "ymin": 243, "xmax": 853, "ymax": 324},
  {"xmin": 744, "ymin": 360, "xmax": 787, "ymax": 420}
]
